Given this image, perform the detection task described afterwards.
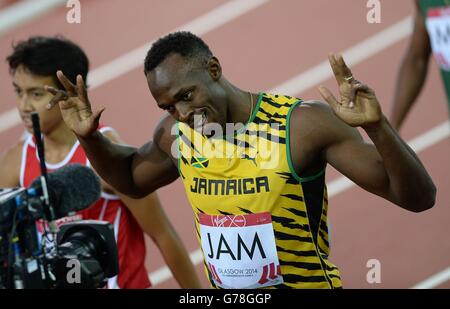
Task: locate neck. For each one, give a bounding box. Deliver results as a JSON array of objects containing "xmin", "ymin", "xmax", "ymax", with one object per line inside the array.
[
  {"xmin": 222, "ymin": 80, "xmax": 255, "ymax": 125},
  {"xmin": 42, "ymin": 123, "xmax": 77, "ymax": 154}
]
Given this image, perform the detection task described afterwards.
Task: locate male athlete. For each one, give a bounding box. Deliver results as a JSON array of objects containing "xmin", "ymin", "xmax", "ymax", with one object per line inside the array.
[
  {"xmin": 391, "ymin": 0, "xmax": 450, "ymax": 131},
  {"xmin": 0, "ymin": 36, "xmax": 201, "ymax": 289},
  {"xmin": 46, "ymin": 32, "xmax": 436, "ymax": 289}
]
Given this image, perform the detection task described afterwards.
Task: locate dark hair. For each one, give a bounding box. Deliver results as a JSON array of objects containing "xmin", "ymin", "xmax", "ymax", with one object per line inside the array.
[
  {"xmin": 144, "ymin": 31, "xmax": 212, "ymax": 74},
  {"xmin": 6, "ymin": 36, "xmax": 89, "ymax": 89}
]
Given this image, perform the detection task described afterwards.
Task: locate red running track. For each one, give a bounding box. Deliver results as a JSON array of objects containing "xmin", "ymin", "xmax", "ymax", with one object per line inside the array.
[{"xmin": 0, "ymin": 0, "xmax": 448, "ymax": 289}]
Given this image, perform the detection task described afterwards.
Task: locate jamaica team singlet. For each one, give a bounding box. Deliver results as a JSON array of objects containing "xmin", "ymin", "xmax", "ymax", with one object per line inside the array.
[{"xmin": 178, "ymin": 93, "xmax": 342, "ymax": 289}]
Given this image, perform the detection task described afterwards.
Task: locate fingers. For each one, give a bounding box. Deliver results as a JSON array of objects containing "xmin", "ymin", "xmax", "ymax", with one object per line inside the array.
[
  {"xmin": 336, "ymin": 54, "xmax": 353, "ymax": 80},
  {"xmin": 91, "ymin": 107, "xmax": 106, "ymax": 134},
  {"xmin": 92, "ymin": 107, "xmax": 106, "ymax": 125},
  {"xmin": 318, "ymin": 85, "xmax": 339, "ymax": 111},
  {"xmin": 76, "ymin": 75, "xmax": 88, "ymax": 102},
  {"xmin": 340, "ymin": 80, "xmax": 374, "ymax": 108},
  {"xmin": 343, "ymin": 79, "xmax": 363, "ymax": 108},
  {"xmin": 44, "ymin": 85, "xmax": 61, "ymax": 96},
  {"xmin": 328, "ymin": 53, "xmax": 353, "ymax": 85},
  {"xmin": 45, "ymin": 86, "xmax": 69, "ymax": 109},
  {"xmin": 45, "ymin": 73, "xmax": 88, "ymax": 110},
  {"xmin": 347, "ymin": 83, "xmax": 357, "ymax": 108},
  {"xmin": 45, "ymin": 71, "xmax": 76, "ymax": 108},
  {"xmin": 328, "ymin": 54, "xmax": 342, "ymax": 84},
  {"xmin": 56, "ymin": 70, "xmax": 77, "ymax": 94},
  {"xmin": 353, "ymin": 81, "xmax": 371, "ymax": 94}
]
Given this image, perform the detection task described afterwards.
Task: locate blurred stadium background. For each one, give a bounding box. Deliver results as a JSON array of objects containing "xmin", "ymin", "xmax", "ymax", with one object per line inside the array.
[{"xmin": 0, "ymin": 0, "xmax": 448, "ymax": 288}]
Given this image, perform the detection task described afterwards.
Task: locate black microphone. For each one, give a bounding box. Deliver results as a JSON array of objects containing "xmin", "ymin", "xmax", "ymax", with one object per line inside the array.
[
  {"xmin": 0, "ymin": 164, "xmax": 101, "ymax": 234},
  {"xmin": 30, "ymin": 164, "xmax": 101, "ymax": 218}
]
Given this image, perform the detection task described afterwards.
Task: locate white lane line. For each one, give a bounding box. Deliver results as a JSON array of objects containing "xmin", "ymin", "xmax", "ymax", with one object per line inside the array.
[
  {"xmin": 328, "ymin": 121, "xmax": 450, "ymax": 197},
  {"xmin": 0, "ymin": 108, "xmax": 20, "ymax": 133},
  {"xmin": 148, "ymin": 248, "xmax": 204, "ymax": 287},
  {"xmin": 0, "ymin": 0, "xmax": 269, "ymax": 134},
  {"xmin": 89, "ymin": 0, "xmax": 269, "ymax": 89},
  {"xmin": 411, "ymin": 266, "xmax": 450, "ymax": 289},
  {"xmin": 270, "ymin": 16, "xmax": 413, "ymax": 95},
  {"xmin": 0, "ymin": 0, "xmax": 67, "ymax": 35}
]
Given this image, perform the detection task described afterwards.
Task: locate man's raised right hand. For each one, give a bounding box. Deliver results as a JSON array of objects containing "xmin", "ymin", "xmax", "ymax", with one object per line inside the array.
[{"xmin": 45, "ymin": 70, "xmax": 105, "ymax": 138}]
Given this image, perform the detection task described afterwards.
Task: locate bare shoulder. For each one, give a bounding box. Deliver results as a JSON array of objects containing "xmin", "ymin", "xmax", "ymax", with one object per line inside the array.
[
  {"xmin": 0, "ymin": 141, "xmax": 25, "ymax": 187},
  {"xmin": 291, "ymin": 100, "xmax": 334, "ymax": 119},
  {"xmin": 153, "ymin": 113, "xmax": 177, "ymax": 156},
  {"xmin": 288, "ymin": 99, "xmax": 361, "ymax": 173},
  {"xmin": 290, "ymin": 100, "xmax": 338, "ymax": 143},
  {"xmin": 291, "ymin": 99, "xmax": 360, "ymax": 143},
  {"xmin": 288, "ymin": 100, "xmax": 335, "ymax": 169}
]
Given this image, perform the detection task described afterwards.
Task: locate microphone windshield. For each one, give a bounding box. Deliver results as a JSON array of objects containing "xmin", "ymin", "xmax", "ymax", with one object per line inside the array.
[{"xmin": 31, "ymin": 164, "xmax": 101, "ymax": 218}]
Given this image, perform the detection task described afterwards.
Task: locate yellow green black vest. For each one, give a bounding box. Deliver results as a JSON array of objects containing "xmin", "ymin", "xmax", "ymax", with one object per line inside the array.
[{"xmin": 177, "ymin": 93, "xmax": 342, "ymax": 288}]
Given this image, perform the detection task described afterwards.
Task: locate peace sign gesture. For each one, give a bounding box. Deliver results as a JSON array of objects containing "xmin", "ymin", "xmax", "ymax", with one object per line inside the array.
[
  {"xmin": 318, "ymin": 54, "xmax": 382, "ymax": 129},
  {"xmin": 45, "ymin": 71, "xmax": 105, "ymax": 137}
]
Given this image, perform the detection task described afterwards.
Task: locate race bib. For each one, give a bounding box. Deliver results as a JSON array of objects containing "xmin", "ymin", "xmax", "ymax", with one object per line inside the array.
[
  {"xmin": 199, "ymin": 212, "xmax": 283, "ymax": 289},
  {"xmin": 426, "ymin": 6, "xmax": 450, "ymax": 71}
]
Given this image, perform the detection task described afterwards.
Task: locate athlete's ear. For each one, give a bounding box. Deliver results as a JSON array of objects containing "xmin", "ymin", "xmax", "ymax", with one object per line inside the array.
[{"xmin": 207, "ymin": 57, "xmax": 222, "ymax": 81}]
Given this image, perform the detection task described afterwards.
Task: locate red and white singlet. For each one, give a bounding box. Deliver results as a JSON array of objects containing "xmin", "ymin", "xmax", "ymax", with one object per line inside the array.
[{"xmin": 19, "ymin": 126, "xmax": 151, "ymax": 289}]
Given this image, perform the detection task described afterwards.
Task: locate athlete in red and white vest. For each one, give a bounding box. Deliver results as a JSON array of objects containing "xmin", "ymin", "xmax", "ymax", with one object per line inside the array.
[
  {"xmin": 2, "ymin": 36, "xmax": 202, "ymax": 288},
  {"xmin": 20, "ymin": 126, "xmax": 150, "ymax": 289}
]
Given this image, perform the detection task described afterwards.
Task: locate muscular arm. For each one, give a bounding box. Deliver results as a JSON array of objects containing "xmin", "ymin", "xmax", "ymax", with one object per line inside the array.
[
  {"xmin": 390, "ymin": 0, "xmax": 432, "ymax": 130},
  {"xmin": 100, "ymin": 129, "xmax": 202, "ymax": 288},
  {"xmin": 78, "ymin": 115, "xmax": 179, "ymax": 198},
  {"xmin": 291, "ymin": 101, "xmax": 436, "ymax": 212},
  {"xmin": 45, "ymin": 72, "xmax": 179, "ymax": 198}
]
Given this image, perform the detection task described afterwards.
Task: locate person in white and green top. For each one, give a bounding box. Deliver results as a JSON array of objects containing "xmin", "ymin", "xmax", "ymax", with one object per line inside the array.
[{"xmin": 391, "ymin": 0, "xmax": 450, "ymax": 131}]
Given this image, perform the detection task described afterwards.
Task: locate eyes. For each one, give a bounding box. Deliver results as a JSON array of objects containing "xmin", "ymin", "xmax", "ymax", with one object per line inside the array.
[
  {"xmin": 14, "ymin": 88, "xmax": 45, "ymax": 100},
  {"xmin": 14, "ymin": 88, "xmax": 22, "ymax": 97},
  {"xmin": 30, "ymin": 90, "xmax": 45, "ymax": 99},
  {"xmin": 165, "ymin": 105, "xmax": 176, "ymax": 113},
  {"xmin": 161, "ymin": 89, "xmax": 194, "ymax": 113},
  {"xmin": 182, "ymin": 90, "xmax": 193, "ymax": 101}
]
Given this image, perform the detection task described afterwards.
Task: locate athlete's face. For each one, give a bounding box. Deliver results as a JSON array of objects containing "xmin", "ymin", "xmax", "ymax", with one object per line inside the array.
[
  {"xmin": 12, "ymin": 65, "xmax": 64, "ymax": 134},
  {"xmin": 146, "ymin": 53, "xmax": 228, "ymax": 135}
]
